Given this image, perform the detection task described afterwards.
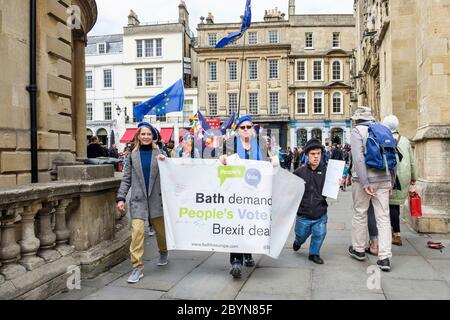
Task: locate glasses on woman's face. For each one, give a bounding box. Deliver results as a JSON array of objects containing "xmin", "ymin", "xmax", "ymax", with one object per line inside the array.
[{"xmin": 239, "ymin": 125, "xmax": 253, "ymax": 131}]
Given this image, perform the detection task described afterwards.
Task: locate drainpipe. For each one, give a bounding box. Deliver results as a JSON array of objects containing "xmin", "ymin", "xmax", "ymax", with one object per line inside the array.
[{"xmin": 26, "ymin": 0, "xmax": 38, "ymax": 183}]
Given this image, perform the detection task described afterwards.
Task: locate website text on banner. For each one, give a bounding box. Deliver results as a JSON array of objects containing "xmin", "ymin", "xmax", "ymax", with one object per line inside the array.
[{"xmin": 158, "ymin": 158, "xmax": 305, "ymax": 259}]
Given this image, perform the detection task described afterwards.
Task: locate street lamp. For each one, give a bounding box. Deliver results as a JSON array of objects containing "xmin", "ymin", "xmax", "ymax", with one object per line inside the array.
[{"xmin": 115, "ymin": 104, "xmax": 121, "ymax": 117}]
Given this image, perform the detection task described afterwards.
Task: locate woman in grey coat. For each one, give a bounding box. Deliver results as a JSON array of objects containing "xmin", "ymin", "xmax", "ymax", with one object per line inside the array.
[{"xmin": 116, "ymin": 122, "xmax": 167, "ymax": 284}]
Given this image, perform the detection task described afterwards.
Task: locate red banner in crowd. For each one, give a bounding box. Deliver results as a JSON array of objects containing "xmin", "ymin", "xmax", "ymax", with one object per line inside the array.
[{"xmin": 205, "ymin": 117, "xmax": 221, "ymax": 130}]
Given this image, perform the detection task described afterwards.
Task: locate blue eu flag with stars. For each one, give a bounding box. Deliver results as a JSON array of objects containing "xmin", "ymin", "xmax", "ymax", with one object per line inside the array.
[
  {"xmin": 133, "ymin": 79, "xmax": 185, "ymax": 121},
  {"xmin": 215, "ymin": 0, "xmax": 252, "ymax": 49}
]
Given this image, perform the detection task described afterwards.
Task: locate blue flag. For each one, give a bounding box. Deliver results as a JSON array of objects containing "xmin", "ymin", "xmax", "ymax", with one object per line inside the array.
[
  {"xmin": 215, "ymin": 0, "xmax": 252, "ymax": 49},
  {"xmin": 197, "ymin": 110, "xmax": 211, "ymax": 132},
  {"xmin": 220, "ymin": 112, "xmax": 236, "ymax": 135},
  {"xmin": 133, "ymin": 79, "xmax": 185, "ymax": 121}
]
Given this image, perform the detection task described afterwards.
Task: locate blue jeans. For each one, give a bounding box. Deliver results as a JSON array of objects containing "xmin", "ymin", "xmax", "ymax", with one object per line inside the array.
[{"xmin": 294, "ymin": 214, "xmax": 328, "ymax": 256}]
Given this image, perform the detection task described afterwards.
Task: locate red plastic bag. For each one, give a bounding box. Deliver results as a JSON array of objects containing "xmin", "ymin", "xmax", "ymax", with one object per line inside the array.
[{"xmin": 409, "ymin": 192, "xmax": 422, "ymax": 217}]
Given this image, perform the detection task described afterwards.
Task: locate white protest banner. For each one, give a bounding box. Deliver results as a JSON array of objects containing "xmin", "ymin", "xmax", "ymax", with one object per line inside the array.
[{"xmin": 158, "ymin": 158, "xmax": 304, "ymax": 258}]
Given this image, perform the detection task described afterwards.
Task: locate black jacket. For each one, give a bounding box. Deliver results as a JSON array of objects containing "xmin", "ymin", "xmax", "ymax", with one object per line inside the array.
[
  {"xmin": 294, "ymin": 163, "xmax": 328, "ymax": 220},
  {"xmin": 87, "ymin": 143, "xmax": 106, "ymax": 158}
]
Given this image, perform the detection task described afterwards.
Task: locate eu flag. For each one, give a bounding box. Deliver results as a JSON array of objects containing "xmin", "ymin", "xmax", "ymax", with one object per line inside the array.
[
  {"xmin": 215, "ymin": 0, "xmax": 252, "ymax": 49},
  {"xmin": 133, "ymin": 79, "xmax": 185, "ymax": 121}
]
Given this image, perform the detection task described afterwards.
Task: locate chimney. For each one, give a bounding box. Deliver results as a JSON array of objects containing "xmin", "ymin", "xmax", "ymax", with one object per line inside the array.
[
  {"xmin": 289, "ymin": 0, "xmax": 296, "ymax": 17},
  {"xmin": 178, "ymin": 0, "xmax": 189, "ymax": 27},
  {"xmin": 128, "ymin": 10, "xmax": 140, "ymax": 26}
]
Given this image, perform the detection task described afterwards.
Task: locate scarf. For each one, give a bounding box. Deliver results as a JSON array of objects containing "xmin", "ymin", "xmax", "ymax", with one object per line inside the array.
[{"xmin": 236, "ymin": 136, "xmax": 261, "ymax": 161}]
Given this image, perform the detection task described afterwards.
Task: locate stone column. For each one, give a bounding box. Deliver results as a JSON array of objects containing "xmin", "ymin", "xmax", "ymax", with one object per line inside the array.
[
  {"xmin": 37, "ymin": 202, "xmax": 61, "ymax": 262},
  {"xmin": 19, "ymin": 202, "xmax": 45, "ymax": 271},
  {"xmin": 408, "ymin": 0, "xmax": 450, "ymax": 233},
  {"xmin": 0, "ymin": 208, "xmax": 26, "ymax": 280},
  {"xmin": 73, "ymin": 34, "xmax": 88, "ymax": 159},
  {"xmin": 54, "ymin": 199, "xmax": 74, "ymax": 256}
]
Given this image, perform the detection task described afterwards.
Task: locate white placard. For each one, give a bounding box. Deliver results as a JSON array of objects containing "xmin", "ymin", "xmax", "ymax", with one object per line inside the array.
[{"xmin": 322, "ymin": 160, "xmax": 345, "ymax": 199}]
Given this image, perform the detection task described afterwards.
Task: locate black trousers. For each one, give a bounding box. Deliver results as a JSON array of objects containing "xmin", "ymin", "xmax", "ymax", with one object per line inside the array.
[
  {"xmin": 368, "ymin": 203, "xmax": 401, "ymax": 238},
  {"xmin": 230, "ymin": 253, "xmax": 252, "ymax": 265}
]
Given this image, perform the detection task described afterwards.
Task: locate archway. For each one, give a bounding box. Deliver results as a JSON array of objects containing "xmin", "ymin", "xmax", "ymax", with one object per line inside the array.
[
  {"xmin": 331, "ymin": 128, "xmax": 344, "ymax": 145},
  {"xmin": 87, "ymin": 128, "xmax": 93, "ymax": 142},
  {"xmin": 297, "ymin": 129, "xmax": 307, "ymax": 148},
  {"xmin": 311, "ymin": 128, "xmax": 322, "ymax": 143},
  {"xmin": 96, "ymin": 128, "xmax": 108, "ymax": 146}
]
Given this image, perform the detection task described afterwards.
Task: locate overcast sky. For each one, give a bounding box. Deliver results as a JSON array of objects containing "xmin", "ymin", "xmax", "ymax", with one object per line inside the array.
[{"xmin": 89, "ymin": 0, "xmax": 354, "ymax": 36}]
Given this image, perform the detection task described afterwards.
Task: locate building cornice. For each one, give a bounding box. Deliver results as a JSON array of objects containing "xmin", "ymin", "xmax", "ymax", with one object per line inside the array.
[
  {"xmin": 289, "ymin": 50, "xmax": 353, "ymax": 58},
  {"xmin": 195, "ymin": 44, "xmax": 291, "ymax": 54}
]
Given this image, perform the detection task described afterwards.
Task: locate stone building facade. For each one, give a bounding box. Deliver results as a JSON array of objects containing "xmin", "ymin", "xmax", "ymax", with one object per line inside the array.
[
  {"xmin": 353, "ymin": 0, "xmax": 450, "ymax": 233},
  {"xmin": 195, "ymin": 1, "xmax": 355, "ymax": 148},
  {"xmin": 0, "ymin": 0, "xmax": 130, "ymax": 300},
  {"xmin": 0, "ymin": 0, "xmax": 96, "ymax": 186}
]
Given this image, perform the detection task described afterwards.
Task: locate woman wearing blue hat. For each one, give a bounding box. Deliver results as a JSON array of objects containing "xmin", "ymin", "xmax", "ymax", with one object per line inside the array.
[
  {"xmin": 116, "ymin": 122, "xmax": 169, "ymax": 284},
  {"xmin": 219, "ymin": 115, "xmax": 268, "ymax": 278}
]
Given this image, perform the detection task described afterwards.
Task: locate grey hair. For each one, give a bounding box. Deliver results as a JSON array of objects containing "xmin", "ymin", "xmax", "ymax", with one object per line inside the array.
[{"xmin": 383, "ymin": 114, "xmax": 399, "ymax": 132}]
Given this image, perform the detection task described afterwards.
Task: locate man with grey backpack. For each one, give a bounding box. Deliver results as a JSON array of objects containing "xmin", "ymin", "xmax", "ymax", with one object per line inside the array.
[{"xmin": 348, "ymin": 106, "xmax": 398, "ymax": 272}]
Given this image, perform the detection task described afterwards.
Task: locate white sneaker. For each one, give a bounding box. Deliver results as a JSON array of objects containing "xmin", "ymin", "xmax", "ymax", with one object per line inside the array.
[
  {"xmin": 127, "ymin": 268, "xmax": 143, "ymax": 283},
  {"xmin": 148, "ymin": 226, "xmax": 155, "ymax": 237}
]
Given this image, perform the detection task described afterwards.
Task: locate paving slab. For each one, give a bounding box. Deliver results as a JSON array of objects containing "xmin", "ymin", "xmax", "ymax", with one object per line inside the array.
[
  {"xmin": 427, "ymin": 260, "xmax": 450, "ymax": 284},
  {"xmin": 258, "ymin": 248, "xmax": 311, "ymax": 269},
  {"xmin": 311, "ymin": 289, "xmax": 386, "ymax": 300},
  {"xmin": 50, "ymin": 286, "xmax": 98, "ymax": 300},
  {"xmin": 366, "ymin": 255, "xmax": 444, "ymax": 281},
  {"xmin": 109, "ymin": 259, "xmax": 133, "ymax": 275},
  {"xmin": 236, "ymin": 268, "xmax": 312, "ymax": 300},
  {"xmin": 381, "ymin": 279, "xmax": 450, "ymax": 300},
  {"xmin": 81, "ymin": 272, "xmax": 123, "ymax": 289},
  {"xmin": 407, "ymin": 237, "xmax": 450, "ymax": 260},
  {"xmin": 83, "ymin": 286, "xmax": 165, "ymax": 300},
  {"xmin": 109, "ymin": 257, "xmax": 201, "ymax": 292},
  {"xmin": 312, "ymin": 265, "xmax": 383, "ymax": 294},
  {"xmin": 162, "ymin": 264, "xmax": 247, "ymax": 300}
]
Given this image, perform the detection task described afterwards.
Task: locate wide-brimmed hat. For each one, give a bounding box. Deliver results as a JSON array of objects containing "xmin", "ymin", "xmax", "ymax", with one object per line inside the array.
[
  {"xmin": 351, "ymin": 106, "xmax": 376, "ymax": 121},
  {"xmin": 304, "ymin": 139, "xmax": 325, "ymax": 154},
  {"xmin": 137, "ymin": 122, "xmax": 159, "ymax": 141}
]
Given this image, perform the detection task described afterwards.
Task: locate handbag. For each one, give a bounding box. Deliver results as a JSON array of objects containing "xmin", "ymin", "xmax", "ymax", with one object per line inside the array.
[{"xmin": 409, "ymin": 191, "xmax": 422, "ymax": 217}]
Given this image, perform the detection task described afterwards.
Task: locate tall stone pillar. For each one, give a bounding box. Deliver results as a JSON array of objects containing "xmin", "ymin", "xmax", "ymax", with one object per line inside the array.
[
  {"xmin": 73, "ymin": 33, "xmax": 88, "ymax": 159},
  {"xmin": 410, "ymin": 0, "xmax": 450, "ymax": 233}
]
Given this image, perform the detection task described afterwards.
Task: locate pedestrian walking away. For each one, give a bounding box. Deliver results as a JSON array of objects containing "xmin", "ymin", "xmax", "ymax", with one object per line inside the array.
[
  {"xmin": 348, "ymin": 106, "xmax": 398, "ymax": 272},
  {"xmin": 366, "ymin": 114, "xmax": 417, "ymax": 250}
]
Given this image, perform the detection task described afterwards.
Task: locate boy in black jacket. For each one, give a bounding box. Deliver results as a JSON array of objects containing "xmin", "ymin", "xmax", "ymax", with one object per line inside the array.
[{"xmin": 293, "ymin": 139, "xmax": 331, "ymax": 264}]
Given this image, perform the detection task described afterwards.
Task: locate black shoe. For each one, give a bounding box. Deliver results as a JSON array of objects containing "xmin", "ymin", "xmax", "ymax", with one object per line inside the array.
[
  {"xmin": 244, "ymin": 258, "xmax": 255, "ymax": 267},
  {"xmin": 377, "ymin": 258, "xmax": 391, "ymax": 272},
  {"xmin": 229, "ymin": 260, "xmax": 242, "ymax": 278},
  {"xmin": 348, "ymin": 246, "xmax": 366, "ymax": 261},
  {"xmin": 293, "ymin": 242, "xmax": 301, "ymax": 252},
  {"xmin": 309, "ymin": 255, "xmax": 324, "ymax": 264}
]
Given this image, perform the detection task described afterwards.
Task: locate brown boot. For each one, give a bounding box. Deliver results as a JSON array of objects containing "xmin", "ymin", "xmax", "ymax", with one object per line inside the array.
[{"xmin": 392, "ymin": 233, "xmax": 403, "ymax": 246}]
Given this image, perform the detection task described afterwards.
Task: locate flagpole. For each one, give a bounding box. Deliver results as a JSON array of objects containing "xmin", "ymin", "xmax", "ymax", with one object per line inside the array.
[{"xmin": 237, "ymin": 32, "xmax": 247, "ymax": 120}]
